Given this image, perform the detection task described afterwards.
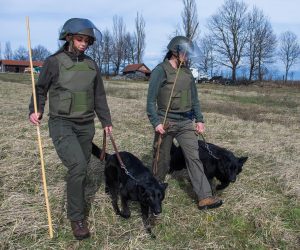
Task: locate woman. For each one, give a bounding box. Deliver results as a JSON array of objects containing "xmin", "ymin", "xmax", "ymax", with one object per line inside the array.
[
  {"xmin": 147, "ymin": 36, "xmax": 222, "ymax": 210},
  {"xmin": 29, "ymin": 18, "xmax": 112, "ymax": 240}
]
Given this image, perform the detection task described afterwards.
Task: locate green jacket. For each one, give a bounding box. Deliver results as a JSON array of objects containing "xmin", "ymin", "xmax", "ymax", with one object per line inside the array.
[
  {"xmin": 147, "ymin": 59, "xmax": 204, "ymax": 128},
  {"xmin": 29, "ymin": 51, "xmax": 112, "ymax": 127}
]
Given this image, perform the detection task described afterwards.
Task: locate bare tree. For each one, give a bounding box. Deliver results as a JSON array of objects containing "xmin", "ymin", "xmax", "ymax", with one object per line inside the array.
[
  {"xmin": 4, "ymin": 41, "xmax": 13, "ymax": 59},
  {"xmin": 181, "ymin": 0, "xmax": 199, "ymax": 40},
  {"xmin": 207, "ymin": 0, "xmax": 249, "ymax": 82},
  {"xmin": 246, "ymin": 7, "xmax": 277, "ymax": 81},
  {"xmin": 198, "ymin": 34, "xmax": 217, "ymax": 77},
  {"xmin": 32, "ymin": 45, "xmax": 51, "ymax": 61},
  {"xmin": 111, "ymin": 15, "xmax": 126, "ymax": 75},
  {"xmin": 171, "ymin": 0, "xmax": 200, "ymax": 68},
  {"xmin": 86, "ymin": 39, "xmax": 104, "ymax": 72},
  {"xmin": 13, "ymin": 46, "xmax": 28, "ymax": 60},
  {"xmin": 124, "ymin": 32, "xmax": 136, "ymax": 65},
  {"xmin": 135, "ymin": 12, "xmax": 146, "ymax": 63},
  {"xmin": 102, "ymin": 29, "xmax": 113, "ymax": 76},
  {"xmin": 278, "ymin": 31, "xmax": 300, "ymax": 82},
  {"xmin": 256, "ymin": 23, "xmax": 277, "ymax": 82}
]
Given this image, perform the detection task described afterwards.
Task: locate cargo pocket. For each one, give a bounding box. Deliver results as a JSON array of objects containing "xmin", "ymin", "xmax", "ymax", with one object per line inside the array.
[
  {"xmin": 58, "ymin": 91, "xmax": 72, "ymax": 115},
  {"xmin": 52, "ymin": 135, "xmax": 78, "ymax": 167},
  {"xmin": 73, "ymin": 91, "xmax": 91, "ymax": 113}
]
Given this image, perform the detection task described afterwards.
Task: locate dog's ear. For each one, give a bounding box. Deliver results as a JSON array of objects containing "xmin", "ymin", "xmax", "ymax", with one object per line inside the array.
[{"xmin": 239, "ymin": 156, "xmax": 248, "ymax": 165}]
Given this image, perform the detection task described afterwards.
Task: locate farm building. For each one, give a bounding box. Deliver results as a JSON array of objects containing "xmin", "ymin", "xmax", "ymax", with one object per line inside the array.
[
  {"xmin": 123, "ymin": 63, "xmax": 151, "ymax": 78},
  {"xmin": 0, "ymin": 60, "xmax": 43, "ymax": 73}
]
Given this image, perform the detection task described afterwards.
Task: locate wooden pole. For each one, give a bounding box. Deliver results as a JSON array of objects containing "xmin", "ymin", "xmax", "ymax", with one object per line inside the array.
[
  {"xmin": 26, "ymin": 16, "xmax": 53, "ymax": 239},
  {"xmin": 153, "ymin": 54, "xmax": 185, "ymax": 175}
]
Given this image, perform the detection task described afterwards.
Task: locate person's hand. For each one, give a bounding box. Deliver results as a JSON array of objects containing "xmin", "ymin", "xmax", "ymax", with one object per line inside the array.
[
  {"xmin": 104, "ymin": 126, "xmax": 113, "ymax": 134},
  {"xmin": 155, "ymin": 124, "xmax": 165, "ymax": 134},
  {"xmin": 29, "ymin": 112, "xmax": 42, "ymax": 125},
  {"xmin": 195, "ymin": 122, "xmax": 205, "ymax": 134}
]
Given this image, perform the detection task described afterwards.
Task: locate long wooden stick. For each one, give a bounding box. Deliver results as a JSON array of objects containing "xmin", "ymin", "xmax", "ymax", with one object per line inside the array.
[{"xmin": 26, "ymin": 16, "xmax": 53, "ymax": 239}]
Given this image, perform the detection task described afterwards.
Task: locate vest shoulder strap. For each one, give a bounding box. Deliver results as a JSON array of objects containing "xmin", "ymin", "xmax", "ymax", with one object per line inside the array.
[
  {"xmin": 160, "ymin": 60, "xmax": 170, "ymax": 73},
  {"xmin": 161, "ymin": 60, "xmax": 193, "ymax": 77},
  {"xmin": 55, "ymin": 53, "xmax": 74, "ymax": 69},
  {"xmin": 84, "ymin": 57, "xmax": 96, "ymax": 70},
  {"xmin": 55, "ymin": 53, "xmax": 96, "ymax": 71}
]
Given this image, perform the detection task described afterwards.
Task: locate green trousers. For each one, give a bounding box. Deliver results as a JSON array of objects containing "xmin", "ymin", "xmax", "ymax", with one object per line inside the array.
[
  {"xmin": 152, "ymin": 120, "xmax": 212, "ymax": 200},
  {"xmin": 48, "ymin": 117, "xmax": 95, "ymax": 221}
]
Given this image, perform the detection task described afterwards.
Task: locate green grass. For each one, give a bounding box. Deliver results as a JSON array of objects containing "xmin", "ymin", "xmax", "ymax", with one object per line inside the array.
[
  {"xmin": 216, "ymin": 94, "xmax": 298, "ymax": 109},
  {"xmin": 0, "ymin": 72, "xmax": 38, "ymax": 84},
  {"xmin": 281, "ymin": 206, "xmax": 300, "ymax": 231},
  {"xmin": 0, "ymin": 75, "xmax": 299, "ymax": 249}
]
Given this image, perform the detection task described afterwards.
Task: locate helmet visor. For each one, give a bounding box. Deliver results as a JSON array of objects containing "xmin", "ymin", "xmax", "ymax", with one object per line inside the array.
[
  {"xmin": 60, "ymin": 18, "xmax": 102, "ymax": 42},
  {"xmin": 177, "ymin": 41, "xmax": 200, "ymax": 63}
]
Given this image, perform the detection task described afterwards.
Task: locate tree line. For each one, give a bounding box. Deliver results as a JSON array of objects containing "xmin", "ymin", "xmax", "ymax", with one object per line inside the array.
[
  {"xmin": 0, "ymin": 42, "xmax": 52, "ymax": 62},
  {"xmin": 1, "ymin": 0, "xmax": 299, "ymax": 82},
  {"xmin": 0, "ymin": 12, "xmax": 145, "ymax": 77},
  {"xmin": 85, "ymin": 13, "xmax": 146, "ymax": 76},
  {"xmin": 179, "ymin": 0, "xmax": 300, "ymax": 83}
]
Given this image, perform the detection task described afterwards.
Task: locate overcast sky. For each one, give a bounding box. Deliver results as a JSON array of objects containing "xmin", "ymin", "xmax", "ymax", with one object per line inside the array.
[{"xmin": 1, "ymin": 0, "xmax": 300, "ymax": 73}]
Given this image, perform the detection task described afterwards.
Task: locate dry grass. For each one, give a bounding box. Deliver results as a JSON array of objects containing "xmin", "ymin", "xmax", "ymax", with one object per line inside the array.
[{"xmin": 0, "ymin": 76, "xmax": 299, "ymax": 249}]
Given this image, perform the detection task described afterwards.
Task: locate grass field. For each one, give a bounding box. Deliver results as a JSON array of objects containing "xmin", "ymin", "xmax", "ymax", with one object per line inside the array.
[{"xmin": 0, "ymin": 73, "xmax": 299, "ymax": 249}]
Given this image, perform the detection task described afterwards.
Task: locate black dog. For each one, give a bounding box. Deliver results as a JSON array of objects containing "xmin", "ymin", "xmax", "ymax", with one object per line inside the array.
[
  {"xmin": 92, "ymin": 143, "xmax": 167, "ymax": 237},
  {"xmin": 170, "ymin": 140, "xmax": 248, "ymax": 190}
]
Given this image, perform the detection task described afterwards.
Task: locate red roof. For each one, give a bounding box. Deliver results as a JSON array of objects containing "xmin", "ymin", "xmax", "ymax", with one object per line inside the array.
[
  {"xmin": 123, "ymin": 63, "xmax": 151, "ymax": 74},
  {"xmin": 0, "ymin": 60, "xmax": 43, "ymax": 67}
]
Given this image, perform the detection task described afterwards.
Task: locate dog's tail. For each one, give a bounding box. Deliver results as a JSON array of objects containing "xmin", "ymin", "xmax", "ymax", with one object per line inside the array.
[{"xmin": 92, "ymin": 142, "xmax": 110, "ymax": 160}]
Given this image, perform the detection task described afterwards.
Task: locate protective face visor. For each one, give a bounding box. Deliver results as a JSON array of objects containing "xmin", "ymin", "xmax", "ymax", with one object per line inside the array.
[
  {"xmin": 176, "ymin": 41, "xmax": 200, "ymax": 63},
  {"xmin": 59, "ymin": 18, "xmax": 102, "ymax": 45}
]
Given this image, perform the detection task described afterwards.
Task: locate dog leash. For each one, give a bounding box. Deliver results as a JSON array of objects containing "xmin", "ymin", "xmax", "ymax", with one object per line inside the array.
[
  {"xmin": 197, "ymin": 133, "xmax": 219, "ymax": 160},
  {"xmin": 99, "ymin": 130, "xmax": 107, "ymax": 161},
  {"xmin": 152, "ymin": 122, "xmax": 169, "ymax": 176},
  {"xmin": 101, "ymin": 130, "xmax": 138, "ymax": 182}
]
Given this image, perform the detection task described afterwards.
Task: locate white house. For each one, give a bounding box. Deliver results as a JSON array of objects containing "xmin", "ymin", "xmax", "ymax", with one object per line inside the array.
[{"xmin": 190, "ymin": 67, "xmax": 210, "ymax": 82}]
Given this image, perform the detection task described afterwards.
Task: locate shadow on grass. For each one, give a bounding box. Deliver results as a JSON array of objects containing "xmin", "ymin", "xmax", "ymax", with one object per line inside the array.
[
  {"xmin": 57, "ymin": 156, "xmax": 106, "ymax": 224},
  {"xmin": 85, "ymin": 156, "xmax": 106, "ymax": 203},
  {"xmin": 169, "ymin": 170, "xmax": 197, "ymax": 200}
]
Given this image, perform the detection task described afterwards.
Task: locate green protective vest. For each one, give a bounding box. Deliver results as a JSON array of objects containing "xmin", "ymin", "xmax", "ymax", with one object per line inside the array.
[
  {"xmin": 157, "ymin": 60, "xmax": 194, "ymax": 113},
  {"xmin": 49, "ymin": 53, "xmax": 97, "ymax": 120}
]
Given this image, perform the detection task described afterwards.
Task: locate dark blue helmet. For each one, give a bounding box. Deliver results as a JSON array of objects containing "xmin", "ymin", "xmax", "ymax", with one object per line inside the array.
[{"xmin": 59, "ymin": 18, "xmax": 102, "ymax": 45}]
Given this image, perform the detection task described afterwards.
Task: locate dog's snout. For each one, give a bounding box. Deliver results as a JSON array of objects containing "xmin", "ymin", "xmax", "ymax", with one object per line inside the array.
[
  {"xmin": 154, "ymin": 207, "xmax": 162, "ymax": 214},
  {"xmin": 153, "ymin": 210, "xmax": 161, "ymax": 217},
  {"xmin": 151, "ymin": 204, "xmax": 162, "ymax": 215}
]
